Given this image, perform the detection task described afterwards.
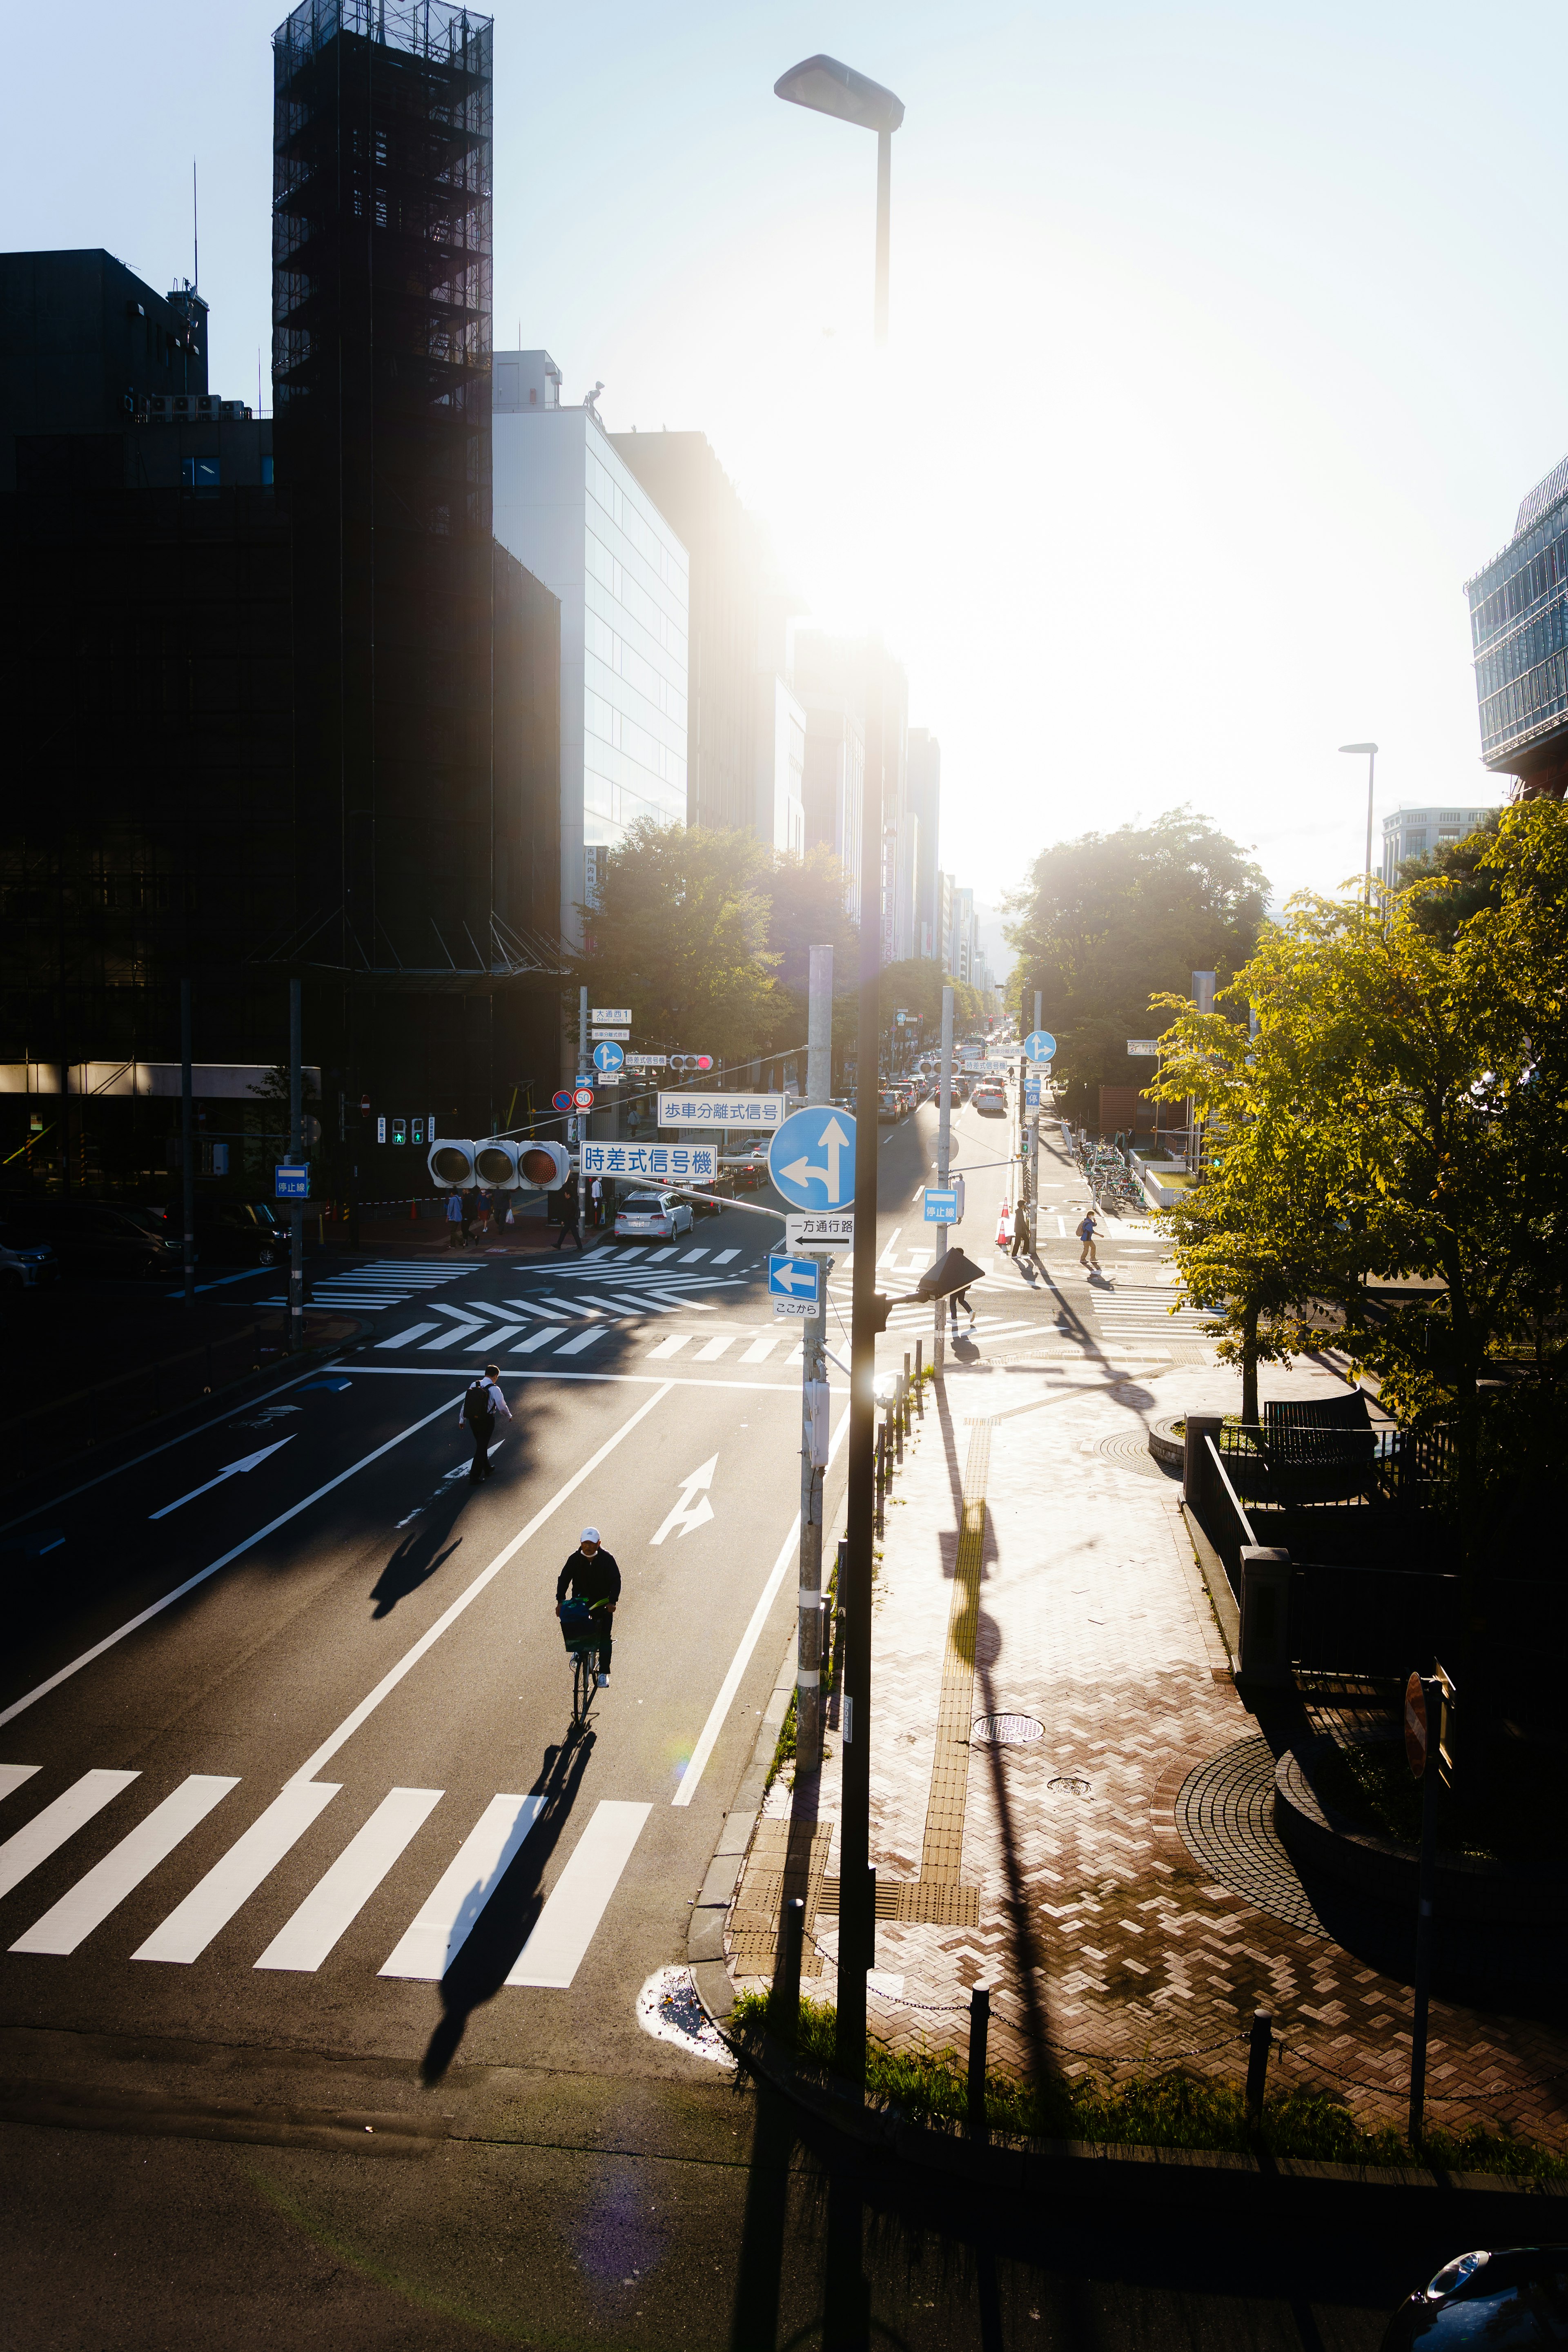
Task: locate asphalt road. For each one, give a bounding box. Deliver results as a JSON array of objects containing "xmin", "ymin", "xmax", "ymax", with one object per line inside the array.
[{"xmin": 0, "ymin": 1095, "xmax": 1433, "ymax": 2346}]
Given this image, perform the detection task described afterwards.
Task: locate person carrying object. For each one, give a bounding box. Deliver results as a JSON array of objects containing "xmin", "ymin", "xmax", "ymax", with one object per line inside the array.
[
  {"xmin": 459, "ymin": 1363, "xmax": 512, "ymax": 1482},
  {"xmin": 556, "ymin": 1527, "xmax": 621, "ymax": 1684},
  {"xmin": 1077, "ymin": 1207, "xmax": 1099, "ymax": 1269}
]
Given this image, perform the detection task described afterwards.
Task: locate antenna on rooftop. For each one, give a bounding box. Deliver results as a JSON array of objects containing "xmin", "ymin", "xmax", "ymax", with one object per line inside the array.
[{"xmin": 192, "ymin": 160, "xmax": 199, "ymax": 293}]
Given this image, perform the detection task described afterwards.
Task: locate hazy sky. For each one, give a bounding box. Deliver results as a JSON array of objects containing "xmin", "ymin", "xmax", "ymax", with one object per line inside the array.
[{"xmin": 5, "ymin": 0, "xmax": 1554, "ymax": 921}]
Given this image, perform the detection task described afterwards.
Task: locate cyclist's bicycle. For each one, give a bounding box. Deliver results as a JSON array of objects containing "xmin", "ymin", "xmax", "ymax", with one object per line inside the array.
[{"xmin": 560, "ymin": 1597, "xmax": 606, "ymax": 1730}]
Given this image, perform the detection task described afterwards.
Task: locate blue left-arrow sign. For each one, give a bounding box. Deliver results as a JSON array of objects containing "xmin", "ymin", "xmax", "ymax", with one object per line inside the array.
[
  {"xmin": 592, "ymin": 1040, "xmax": 625, "ymax": 1072},
  {"xmin": 768, "ymin": 1252, "xmax": 822, "ymax": 1301}
]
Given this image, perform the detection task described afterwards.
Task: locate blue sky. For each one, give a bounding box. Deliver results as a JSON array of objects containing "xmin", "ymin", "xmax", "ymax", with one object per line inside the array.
[{"xmin": 5, "ymin": 1, "xmax": 1559, "ymax": 921}]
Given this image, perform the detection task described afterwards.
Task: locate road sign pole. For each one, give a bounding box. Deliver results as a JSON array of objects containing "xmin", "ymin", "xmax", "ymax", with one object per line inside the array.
[
  {"xmin": 934, "ymin": 983, "xmax": 953, "ymax": 1375},
  {"xmin": 1031, "ymin": 990, "xmax": 1042, "ymax": 1214},
  {"xmin": 837, "ymin": 644, "xmax": 884, "ymax": 2093},
  {"xmin": 796, "ymin": 948, "xmax": 834, "ymax": 1779},
  {"xmin": 288, "ymin": 976, "xmax": 304, "ymax": 1355},
  {"xmin": 1408, "ymin": 1673, "xmax": 1441, "ymax": 2145}
]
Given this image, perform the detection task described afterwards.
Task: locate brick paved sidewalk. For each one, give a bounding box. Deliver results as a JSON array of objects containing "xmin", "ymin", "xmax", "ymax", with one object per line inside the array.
[{"xmin": 725, "ymin": 1352, "xmax": 1568, "ymax": 2148}]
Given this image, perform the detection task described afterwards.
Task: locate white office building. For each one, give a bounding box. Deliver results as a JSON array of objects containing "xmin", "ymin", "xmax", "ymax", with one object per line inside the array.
[
  {"xmin": 1380, "ymin": 802, "xmax": 1499, "ymax": 889},
  {"xmin": 491, "ymin": 352, "xmax": 690, "ymax": 946}
]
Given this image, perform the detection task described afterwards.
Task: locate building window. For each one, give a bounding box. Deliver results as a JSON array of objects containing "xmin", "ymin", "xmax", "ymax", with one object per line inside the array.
[
  {"xmin": 261, "ymin": 454, "xmax": 274, "ymax": 486},
  {"xmin": 181, "ymin": 456, "xmax": 220, "ymax": 491}
]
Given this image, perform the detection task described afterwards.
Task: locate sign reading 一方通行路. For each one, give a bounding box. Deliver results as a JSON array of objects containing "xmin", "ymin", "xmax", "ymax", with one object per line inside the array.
[
  {"xmin": 657, "ymin": 1091, "xmax": 786, "ymax": 1130},
  {"xmin": 579, "ymin": 1143, "xmax": 717, "ymax": 1183},
  {"xmin": 591, "ymin": 1009, "xmax": 631, "ymax": 1025},
  {"xmin": 786, "ymin": 1211, "xmax": 853, "ymax": 1251}
]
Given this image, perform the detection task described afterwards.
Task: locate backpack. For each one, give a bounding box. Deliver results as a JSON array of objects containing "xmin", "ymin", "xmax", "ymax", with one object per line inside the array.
[
  {"xmin": 463, "ymin": 1379, "xmax": 494, "ymax": 1428},
  {"xmin": 1077, "ymin": 1215, "xmax": 1094, "ymax": 1239}
]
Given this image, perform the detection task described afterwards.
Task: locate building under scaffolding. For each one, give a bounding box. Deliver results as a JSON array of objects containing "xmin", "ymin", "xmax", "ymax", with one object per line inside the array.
[{"xmin": 0, "ymin": 2, "xmax": 564, "ymax": 1198}]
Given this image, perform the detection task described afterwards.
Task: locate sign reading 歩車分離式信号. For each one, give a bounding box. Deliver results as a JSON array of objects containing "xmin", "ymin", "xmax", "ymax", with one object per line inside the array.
[
  {"xmin": 579, "ymin": 1143, "xmax": 717, "ymax": 1183},
  {"xmin": 657, "ymin": 1092, "xmax": 786, "ymax": 1130}
]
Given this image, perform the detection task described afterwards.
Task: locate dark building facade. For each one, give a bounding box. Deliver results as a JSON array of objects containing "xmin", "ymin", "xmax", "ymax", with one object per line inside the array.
[
  {"xmin": 0, "ymin": 1, "xmax": 564, "ymax": 1200},
  {"xmin": 1465, "ymin": 455, "xmax": 1568, "ymax": 801},
  {"xmin": 0, "ymin": 247, "xmax": 209, "ymax": 490},
  {"xmin": 906, "ymin": 727, "xmax": 941, "ymax": 960}
]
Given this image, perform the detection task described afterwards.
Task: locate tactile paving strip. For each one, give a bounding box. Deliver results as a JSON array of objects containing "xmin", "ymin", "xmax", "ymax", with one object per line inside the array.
[
  {"xmin": 1174, "ymin": 1735, "xmax": 1327, "ymax": 1935},
  {"xmin": 1095, "ymin": 1433, "xmax": 1178, "ymax": 1479}
]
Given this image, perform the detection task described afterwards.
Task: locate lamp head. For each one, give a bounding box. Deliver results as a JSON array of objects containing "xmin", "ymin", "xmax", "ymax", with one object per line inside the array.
[
  {"xmin": 775, "ymin": 54, "xmax": 905, "ymax": 134},
  {"xmin": 1338, "ymin": 742, "xmax": 1379, "ymax": 755}
]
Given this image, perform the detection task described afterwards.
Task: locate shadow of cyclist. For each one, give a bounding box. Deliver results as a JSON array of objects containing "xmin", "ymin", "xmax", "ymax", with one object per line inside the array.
[{"xmin": 420, "ymin": 1732, "xmax": 595, "ymax": 2085}]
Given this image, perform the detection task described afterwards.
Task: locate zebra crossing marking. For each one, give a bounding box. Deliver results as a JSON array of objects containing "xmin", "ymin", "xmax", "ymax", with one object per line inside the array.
[
  {"xmin": 11, "ymin": 1774, "xmax": 238, "ymax": 1956},
  {"xmin": 0, "ymin": 1768, "xmax": 137, "ymax": 1900},
  {"xmin": 648, "ymin": 1336, "xmax": 689, "ymax": 1360},
  {"xmin": 0, "ymin": 1765, "xmax": 40, "ymax": 1807},
  {"xmin": 695, "ymin": 1336, "xmax": 734, "ymax": 1362},
  {"xmin": 677, "ymin": 1248, "xmax": 708, "ymax": 1264},
  {"xmin": 254, "ymin": 1786, "xmax": 444, "ymax": 1972},
  {"xmin": 555, "ymin": 1329, "xmax": 603, "ymax": 1356},
  {"xmin": 712, "ymin": 1250, "xmax": 739, "ymax": 1264},
  {"xmin": 133, "ymin": 1780, "xmax": 341, "ymax": 1965},
  {"xmin": 377, "ymin": 1322, "xmax": 439, "ymax": 1349},
  {"xmin": 506, "ymin": 1800, "xmax": 650, "ymax": 1988},
  {"xmin": 739, "ymin": 1334, "xmax": 782, "ymax": 1364},
  {"xmin": 379, "ymin": 1793, "xmax": 546, "ymax": 1980},
  {"xmin": 512, "ymin": 1329, "xmax": 561, "ymax": 1354}
]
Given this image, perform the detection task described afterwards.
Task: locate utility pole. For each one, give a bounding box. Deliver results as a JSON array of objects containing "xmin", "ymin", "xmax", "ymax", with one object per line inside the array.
[
  {"xmin": 288, "ymin": 977, "xmax": 304, "ymax": 1355},
  {"xmin": 180, "ymin": 978, "xmax": 195, "ymax": 1307},
  {"xmin": 933, "ymin": 982, "xmax": 953, "ymax": 1373},
  {"xmin": 1031, "ymin": 988, "xmax": 1042, "ymax": 1225},
  {"xmin": 797, "ymin": 944, "xmax": 833, "ymax": 1776}
]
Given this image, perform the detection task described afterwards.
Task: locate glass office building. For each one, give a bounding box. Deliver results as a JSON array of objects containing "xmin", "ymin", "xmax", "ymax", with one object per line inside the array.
[{"xmin": 1465, "ymin": 455, "xmax": 1568, "ymax": 797}]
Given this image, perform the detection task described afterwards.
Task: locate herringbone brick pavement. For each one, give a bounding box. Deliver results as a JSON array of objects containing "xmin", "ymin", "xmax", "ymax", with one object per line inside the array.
[{"xmin": 725, "ymin": 1355, "xmax": 1568, "ymax": 2145}]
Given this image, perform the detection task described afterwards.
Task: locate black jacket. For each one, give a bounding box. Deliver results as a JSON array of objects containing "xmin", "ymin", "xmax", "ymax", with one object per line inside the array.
[{"xmin": 556, "ymin": 1548, "xmax": 621, "ymax": 1607}]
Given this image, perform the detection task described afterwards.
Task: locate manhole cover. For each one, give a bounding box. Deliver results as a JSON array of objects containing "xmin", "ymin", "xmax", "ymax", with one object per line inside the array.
[
  {"xmin": 971, "ymin": 1713, "xmax": 1044, "ymax": 1745},
  {"xmin": 1049, "ymin": 1775, "xmax": 1091, "ymax": 1795},
  {"xmin": 1096, "ymin": 1434, "xmax": 1176, "ymax": 1478},
  {"xmin": 1175, "ymin": 1737, "xmax": 1326, "ymax": 1933}
]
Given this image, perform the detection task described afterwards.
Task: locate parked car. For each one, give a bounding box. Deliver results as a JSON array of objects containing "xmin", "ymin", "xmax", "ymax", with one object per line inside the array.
[
  {"xmin": 614, "ymin": 1190, "xmax": 695, "ymax": 1241},
  {"xmin": 0, "ymin": 1216, "xmax": 60, "ymax": 1292},
  {"xmin": 971, "ymin": 1083, "xmax": 1007, "ymax": 1114},
  {"xmin": 877, "ymin": 1090, "xmax": 906, "ymax": 1124},
  {"xmin": 1381, "ymin": 2246, "xmax": 1568, "ymax": 2349},
  {"xmin": 1, "ymin": 1198, "xmax": 186, "ymax": 1281},
  {"xmin": 147, "ymin": 1199, "xmax": 287, "ymax": 1267}
]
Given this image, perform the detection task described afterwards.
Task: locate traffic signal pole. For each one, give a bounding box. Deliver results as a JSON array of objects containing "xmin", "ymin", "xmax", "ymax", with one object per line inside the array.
[
  {"xmin": 933, "ymin": 982, "xmax": 953, "ymax": 1374},
  {"xmin": 796, "ymin": 944, "xmax": 834, "ymax": 1777}
]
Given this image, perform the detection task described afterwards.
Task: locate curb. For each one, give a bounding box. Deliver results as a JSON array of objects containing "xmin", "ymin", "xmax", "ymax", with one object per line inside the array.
[{"xmin": 686, "ymin": 1618, "xmax": 797, "ymax": 2033}]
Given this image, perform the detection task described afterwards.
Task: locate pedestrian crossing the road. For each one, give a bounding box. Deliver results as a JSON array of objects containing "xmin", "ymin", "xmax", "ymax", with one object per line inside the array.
[
  {"xmin": 0, "ymin": 1766, "xmax": 649, "ymax": 1992},
  {"xmin": 258, "ymin": 1259, "xmax": 476, "ymax": 1313}
]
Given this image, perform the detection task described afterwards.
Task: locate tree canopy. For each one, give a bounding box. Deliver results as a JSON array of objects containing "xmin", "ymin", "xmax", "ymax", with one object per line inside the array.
[{"xmin": 1003, "ymin": 808, "xmax": 1270, "ymax": 1120}]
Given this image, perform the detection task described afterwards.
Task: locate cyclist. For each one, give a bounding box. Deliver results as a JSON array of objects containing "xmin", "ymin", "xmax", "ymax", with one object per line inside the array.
[{"xmin": 556, "ymin": 1527, "xmax": 621, "ymax": 1686}]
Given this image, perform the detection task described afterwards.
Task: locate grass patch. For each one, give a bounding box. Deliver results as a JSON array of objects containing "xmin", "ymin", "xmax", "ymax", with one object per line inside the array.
[
  {"xmin": 730, "ymin": 1992, "xmax": 1566, "ymax": 2182},
  {"xmin": 762, "ymin": 1694, "xmax": 797, "ymax": 1796}
]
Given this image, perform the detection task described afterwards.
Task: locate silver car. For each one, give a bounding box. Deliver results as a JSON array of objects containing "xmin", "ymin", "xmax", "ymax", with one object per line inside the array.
[{"xmin": 613, "ymin": 1190, "xmax": 695, "ymax": 1241}]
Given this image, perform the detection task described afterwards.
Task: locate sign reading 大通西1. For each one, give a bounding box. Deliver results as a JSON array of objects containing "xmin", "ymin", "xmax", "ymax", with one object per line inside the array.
[
  {"xmin": 923, "ymin": 1179, "xmax": 964, "ymax": 1223},
  {"xmin": 767, "ymin": 1107, "xmax": 855, "ymax": 1212},
  {"xmin": 768, "ymin": 1252, "xmax": 822, "ymax": 1308},
  {"xmin": 274, "ymin": 1163, "xmax": 310, "ymax": 1201},
  {"xmin": 579, "ymin": 1142, "xmax": 717, "ymax": 1183},
  {"xmin": 786, "ymin": 1211, "xmax": 853, "ymax": 1252},
  {"xmin": 590, "ymin": 1008, "xmax": 631, "ymax": 1025},
  {"xmin": 1126, "ymin": 1039, "xmax": 1159, "ymax": 1058},
  {"xmin": 657, "ymin": 1091, "xmax": 786, "ymax": 1132}
]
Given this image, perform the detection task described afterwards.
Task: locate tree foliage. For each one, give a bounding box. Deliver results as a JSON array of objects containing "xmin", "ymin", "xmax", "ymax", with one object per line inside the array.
[
  {"xmin": 1003, "ymin": 808, "xmax": 1270, "ymax": 1121},
  {"xmin": 876, "ymin": 958, "xmax": 983, "ymax": 1061},
  {"xmin": 1396, "ymin": 806, "xmax": 1503, "ymax": 946},
  {"xmin": 1146, "ymin": 800, "xmax": 1568, "ymax": 1489}
]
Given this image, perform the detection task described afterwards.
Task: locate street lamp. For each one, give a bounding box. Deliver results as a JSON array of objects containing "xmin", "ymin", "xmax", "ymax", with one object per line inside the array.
[
  {"xmin": 1339, "ymin": 742, "xmax": 1379, "ymax": 902},
  {"xmin": 776, "ymin": 50, "xmax": 904, "ymax": 2095}
]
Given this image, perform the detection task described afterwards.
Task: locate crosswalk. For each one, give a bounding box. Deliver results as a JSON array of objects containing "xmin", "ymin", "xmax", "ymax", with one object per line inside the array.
[
  {"xmin": 0, "ymin": 1766, "xmax": 649, "ymax": 1990},
  {"xmin": 1084, "ymin": 1288, "xmax": 1218, "ymax": 1349},
  {"xmin": 259, "ymin": 1258, "xmax": 476, "ymax": 1313}
]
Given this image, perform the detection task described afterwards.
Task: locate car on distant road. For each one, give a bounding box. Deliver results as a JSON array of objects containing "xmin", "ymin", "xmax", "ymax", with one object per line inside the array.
[
  {"xmin": 614, "ymin": 1190, "xmax": 695, "ymax": 1241},
  {"xmin": 0, "ymin": 1217, "xmax": 60, "ymax": 1292},
  {"xmin": 142, "ymin": 1199, "xmax": 287, "ymax": 1268},
  {"xmin": 877, "ymin": 1089, "xmax": 907, "ymax": 1124},
  {"xmin": 0, "ymin": 1198, "xmax": 186, "ymax": 1281},
  {"xmin": 971, "ymin": 1083, "xmax": 1007, "ymax": 1114},
  {"xmin": 1380, "ymin": 2245, "xmax": 1568, "ymax": 2348}
]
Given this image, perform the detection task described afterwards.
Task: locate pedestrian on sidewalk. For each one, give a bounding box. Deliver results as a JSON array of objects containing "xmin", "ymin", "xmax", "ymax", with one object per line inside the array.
[
  {"xmin": 553, "ymin": 1171, "xmax": 583, "ymax": 1251},
  {"xmin": 1011, "ymin": 1200, "xmax": 1031, "ymax": 1258},
  {"xmin": 1077, "ymin": 1206, "xmax": 1099, "ymax": 1268},
  {"xmin": 590, "ymin": 1174, "xmax": 604, "ymax": 1229},
  {"xmin": 459, "ymin": 1362, "xmax": 512, "ymax": 1482},
  {"xmin": 445, "ymin": 1191, "xmax": 464, "ymax": 1248},
  {"xmin": 459, "ymin": 1189, "xmax": 476, "ymax": 1248},
  {"xmin": 474, "ymin": 1188, "xmax": 492, "ymax": 1244},
  {"xmin": 949, "ymin": 1280, "xmax": 976, "ymax": 1332}
]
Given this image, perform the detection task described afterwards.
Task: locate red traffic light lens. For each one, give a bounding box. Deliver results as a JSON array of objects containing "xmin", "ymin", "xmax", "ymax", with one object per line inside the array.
[{"xmin": 696, "ymin": 1055, "xmax": 713, "ymax": 1070}]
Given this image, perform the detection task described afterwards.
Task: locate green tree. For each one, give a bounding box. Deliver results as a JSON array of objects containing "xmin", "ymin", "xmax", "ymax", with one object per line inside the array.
[
  {"xmin": 1003, "ymin": 808, "xmax": 1270, "ymax": 1123},
  {"xmin": 1396, "ymin": 807, "xmax": 1503, "ymax": 946},
  {"xmin": 572, "ymin": 822, "xmax": 786, "ymax": 1063},
  {"xmin": 875, "ymin": 958, "xmax": 980, "ymax": 1065}
]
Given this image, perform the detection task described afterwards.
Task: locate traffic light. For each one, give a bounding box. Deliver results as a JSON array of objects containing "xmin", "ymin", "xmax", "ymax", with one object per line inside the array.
[
  {"xmin": 514, "ymin": 1140, "xmax": 572, "ymax": 1190},
  {"xmin": 668, "ymin": 1054, "xmax": 714, "ymax": 1073},
  {"xmin": 427, "ymin": 1139, "xmax": 477, "ymax": 1188}
]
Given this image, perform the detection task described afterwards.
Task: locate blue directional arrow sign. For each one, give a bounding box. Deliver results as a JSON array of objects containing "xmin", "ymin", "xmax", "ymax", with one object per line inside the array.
[
  {"xmin": 766, "ymin": 1106, "xmax": 856, "ymax": 1212},
  {"xmin": 591, "ymin": 1040, "xmax": 625, "ymax": 1073},
  {"xmin": 768, "ymin": 1252, "xmax": 822, "ymax": 1302},
  {"xmin": 1023, "ymin": 1029, "xmax": 1057, "ymax": 1063}
]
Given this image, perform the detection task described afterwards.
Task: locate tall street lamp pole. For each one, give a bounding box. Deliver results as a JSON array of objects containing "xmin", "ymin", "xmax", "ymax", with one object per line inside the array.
[
  {"xmin": 776, "ymin": 51, "xmax": 904, "ymax": 2092},
  {"xmin": 1339, "ymin": 741, "xmax": 1379, "ymax": 903}
]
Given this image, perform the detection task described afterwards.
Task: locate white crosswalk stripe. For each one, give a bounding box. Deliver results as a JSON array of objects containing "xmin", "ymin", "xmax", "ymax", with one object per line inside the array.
[{"xmin": 0, "ymin": 1771, "xmax": 655, "ymax": 1993}]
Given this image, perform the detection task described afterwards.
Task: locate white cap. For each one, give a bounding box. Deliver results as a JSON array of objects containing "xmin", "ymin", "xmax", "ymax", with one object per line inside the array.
[{"xmin": 580, "ymin": 1526, "xmax": 600, "ymax": 1544}]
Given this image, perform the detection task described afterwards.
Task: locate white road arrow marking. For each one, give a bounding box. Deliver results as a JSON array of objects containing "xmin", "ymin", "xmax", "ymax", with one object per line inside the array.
[
  {"xmin": 780, "ymin": 1115, "xmax": 851, "ymax": 1204},
  {"xmin": 148, "ymin": 1438, "xmax": 294, "ymax": 1521},
  {"xmin": 650, "ymin": 1453, "xmax": 718, "ymax": 1546}
]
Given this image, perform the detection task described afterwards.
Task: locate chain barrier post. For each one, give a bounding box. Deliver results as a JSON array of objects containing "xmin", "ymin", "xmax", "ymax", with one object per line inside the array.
[
  {"xmin": 913, "ymin": 1336, "xmax": 924, "ymax": 1416},
  {"xmin": 1408, "ymin": 1672, "xmax": 1441, "ymax": 2145},
  {"xmin": 771, "ymin": 1895, "xmax": 805, "ymax": 2045},
  {"xmin": 967, "ymin": 1985, "xmax": 991, "ymax": 2141},
  {"xmin": 1245, "ymin": 2009, "xmax": 1273, "ymax": 2123}
]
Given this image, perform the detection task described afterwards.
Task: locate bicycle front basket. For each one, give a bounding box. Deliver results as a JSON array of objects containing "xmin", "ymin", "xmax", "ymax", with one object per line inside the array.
[{"xmin": 560, "ymin": 1597, "xmax": 596, "ymax": 1650}]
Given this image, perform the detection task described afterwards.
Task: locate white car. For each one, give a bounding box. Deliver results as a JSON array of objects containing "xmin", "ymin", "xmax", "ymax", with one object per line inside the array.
[
  {"xmin": 971, "ymin": 1084, "xmax": 1007, "ymax": 1114},
  {"xmin": 614, "ymin": 1190, "xmax": 695, "ymax": 1241}
]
